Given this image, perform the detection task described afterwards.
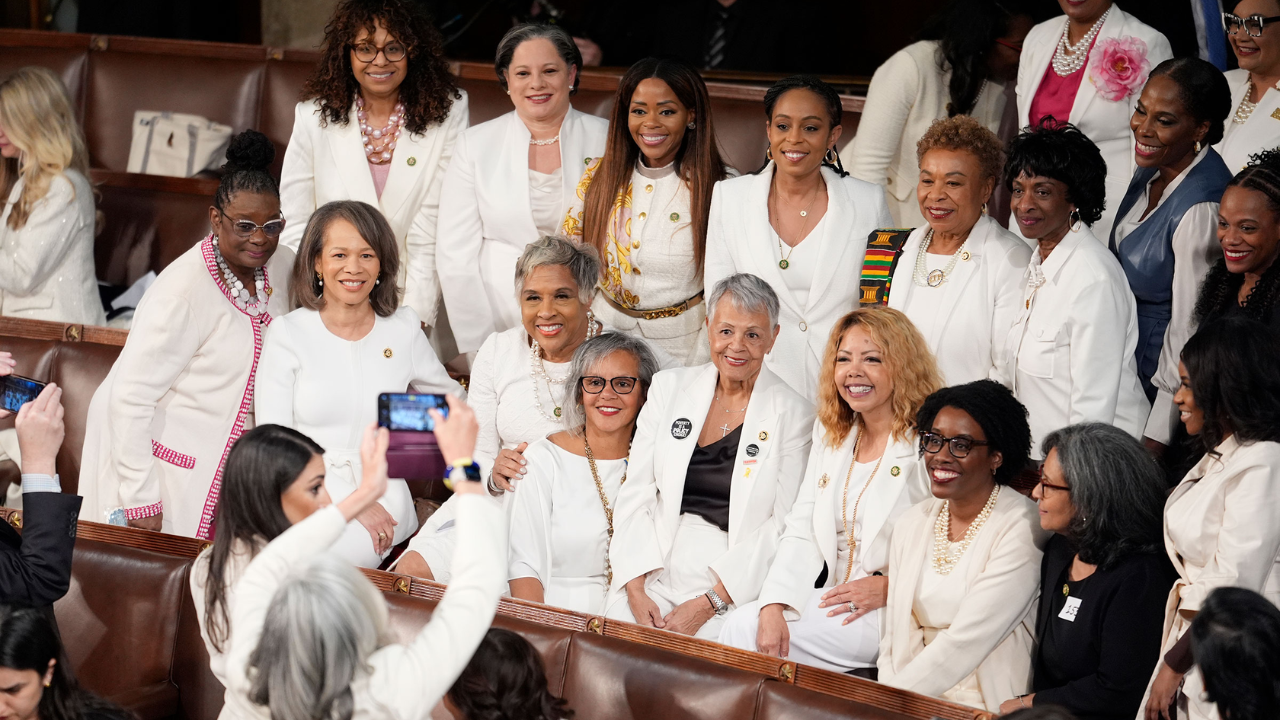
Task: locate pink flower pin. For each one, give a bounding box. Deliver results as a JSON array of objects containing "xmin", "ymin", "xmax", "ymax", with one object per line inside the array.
[{"xmin": 1088, "ymin": 36, "xmax": 1151, "ymax": 102}]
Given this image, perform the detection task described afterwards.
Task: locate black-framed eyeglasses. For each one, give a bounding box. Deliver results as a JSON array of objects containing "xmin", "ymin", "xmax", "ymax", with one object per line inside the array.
[
  {"xmin": 920, "ymin": 432, "xmax": 990, "ymax": 459},
  {"xmin": 222, "ymin": 215, "xmax": 285, "ymax": 239},
  {"xmin": 352, "ymin": 41, "xmax": 407, "ymax": 63},
  {"xmin": 581, "ymin": 376, "xmax": 639, "ymax": 394},
  {"xmin": 1224, "ymin": 12, "xmax": 1280, "ymax": 38}
]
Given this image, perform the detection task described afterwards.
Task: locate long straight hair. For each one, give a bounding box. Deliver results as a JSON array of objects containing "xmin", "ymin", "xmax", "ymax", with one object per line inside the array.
[
  {"xmin": 0, "ymin": 66, "xmax": 91, "ymax": 230},
  {"xmin": 580, "ymin": 57, "xmax": 727, "ymax": 273}
]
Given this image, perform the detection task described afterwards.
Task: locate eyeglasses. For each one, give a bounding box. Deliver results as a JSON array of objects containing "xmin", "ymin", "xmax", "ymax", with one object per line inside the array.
[
  {"xmin": 223, "ymin": 217, "xmax": 285, "ymax": 239},
  {"xmin": 1223, "ymin": 12, "xmax": 1280, "ymax": 38},
  {"xmin": 920, "ymin": 431, "xmax": 990, "ymax": 459},
  {"xmin": 352, "ymin": 41, "xmax": 407, "ymax": 63},
  {"xmin": 995, "ymin": 38, "xmax": 1023, "ymax": 53},
  {"xmin": 581, "ymin": 376, "xmax": 639, "ymax": 394},
  {"xmin": 1034, "ymin": 477, "xmax": 1072, "ymax": 494}
]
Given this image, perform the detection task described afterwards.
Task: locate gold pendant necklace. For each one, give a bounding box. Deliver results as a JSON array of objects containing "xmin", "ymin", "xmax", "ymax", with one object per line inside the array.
[{"xmin": 584, "ymin": 438, "xmax": 627, "ymax": 587}]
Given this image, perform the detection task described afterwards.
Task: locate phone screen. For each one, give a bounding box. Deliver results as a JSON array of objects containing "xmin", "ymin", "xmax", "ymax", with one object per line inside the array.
[
  {"xmin": 2, "ymin": 375, "xmax": 45, "ymax": 414},
  {"xmin": 378, "ymin": 393, "xmax": 449, "ymax": 432}
]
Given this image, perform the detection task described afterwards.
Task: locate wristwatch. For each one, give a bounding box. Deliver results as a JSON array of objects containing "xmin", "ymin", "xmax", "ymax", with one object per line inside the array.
[
  {"xmin": 704, "ymin": 589, "xmax": 729, "ymax": 616},
  {"xmin": 443, "ymin": 457, "xmax": 482, "ymax": 491}
]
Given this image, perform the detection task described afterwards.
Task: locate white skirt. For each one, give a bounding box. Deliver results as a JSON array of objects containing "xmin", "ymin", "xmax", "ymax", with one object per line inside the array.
[
  {"xmin": 719, "ymin": 589, "xmax": 881, "ymax": 672},
  {"xmin": 324, "ymin": 451, "xmax": 418, "ymax": 568}
]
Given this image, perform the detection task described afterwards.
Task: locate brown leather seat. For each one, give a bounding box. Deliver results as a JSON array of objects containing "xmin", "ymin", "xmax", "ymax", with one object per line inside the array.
[
  {"xmin": 756, "ymin": 681, "xmax": 914, "ymax": 720},
  {"xmin": 49, "ymin": 341, "xmax": 122, "ymax": 496}
]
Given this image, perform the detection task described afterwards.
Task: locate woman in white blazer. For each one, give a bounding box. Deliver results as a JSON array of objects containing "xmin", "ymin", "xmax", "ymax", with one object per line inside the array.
[
  {"xmin": 842, "ymin": 0, "xmax": 1032, "ymax": 228},
  {"xmin": 279, "ymin": 0, "xmax": 466, "ymax": 336},
  {"xmin": 607, "ymin": 274, "xmax": 815, "ymax": 640},
  {"xmin": 1217, "ymin": 3, "xmax": 1280, "ymax": 175},
  {"xmin": 78, "ymin": 133, "xmax": 294, "ymax": 538},
  {"xmin": 436, "ymin": 24, "xmax": 609, "ymax": 355},
  {"xmin": 719, "ymin": 307, "xmax": 942, "ymax": 674},
  {"xmin": 1141, "ymin": 320, "xmax": 1280, "ymax": 720},
  {"xmin": 705, "ymin": 77, "xmax": 892, "ymax": 401},
  {"xmin": 0, "ymin": 66, "xmax": 103, "ymax": 327},
  {"xmin": 879, "ymin": 381, "xmax": 1048, "ymax": 712},
  {"xmin": 1016, "ymin": 0, "xmax": 1173, "ymax": 240},
  {"xmin": 1003, "ymin": 123, "xmax": 1150, "ymax": 456},
  {"xmin": 884, "ymin": 116, "xmax": 1030, "ymax": 386}
]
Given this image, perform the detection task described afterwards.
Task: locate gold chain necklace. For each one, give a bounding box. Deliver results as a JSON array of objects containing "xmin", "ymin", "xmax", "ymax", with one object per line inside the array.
[
  {"xmin": 584, "ymin": 437, "xmax": 627, "ymax": 587},
  {"xmin": 769, "ymin": 179, "xmax": 820, "ymax": 269},
  {"xmin": 932, "ymin": 485, "xmax": 1000, "ymax": 575},
  {"xmin": 840, "ymin": 425, "xmax": 884, "ymax": 584}
]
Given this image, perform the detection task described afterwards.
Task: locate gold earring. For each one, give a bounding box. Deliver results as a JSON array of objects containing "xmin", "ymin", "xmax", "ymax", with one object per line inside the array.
[
  {"xmin": 981, "ymin": 202, "xmax": 989, "ymax": 215},
  {"xmin": 823, "ymin": 147, "xmax": 838, "ymax": 165},
  {"xmin": 766, "ymin": 147, "xmax": 773, "ymax": 161},
  {"xmin": 1195, "ymin": 140, "xmax": 1202, "ymax": 153}
]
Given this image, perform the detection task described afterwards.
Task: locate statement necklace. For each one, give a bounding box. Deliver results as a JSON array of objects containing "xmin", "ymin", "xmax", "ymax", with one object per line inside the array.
[
  {"xmin": 840, "ymin": 426, "xmax": 884, "ymax": 583},
  {"xmin": 212, "ymin": 236, "xmax": 266, "ymax": 317},
  {"xmin": 912, "ymin": 228, "xmax": 967, "ymax": 288},
  {"xmin": 932, "ymin": 485, "xmax": 1000, "ymax": 575},
  {"xmin": 1052, "ymin": 6, "xmax": 1110, "ymax": 77},
  {"xmin": 529, "ymin": 317, "xmax": 600, "ymax": 422},
  {"xmin": 356, "ymin": 96, "xmax": 405, "ymax": 165},
  {"xmin": 1233, "ymin": 78, "xmax": 1279, "ymax": 124},
  {"xmin": 584, "ymin": 437, "xmax": 627, "ymax": 586}
]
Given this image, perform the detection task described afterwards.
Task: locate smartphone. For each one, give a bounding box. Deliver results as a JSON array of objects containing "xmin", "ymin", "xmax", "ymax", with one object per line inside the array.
[
  {"xmin": 378, "ymin": 393, "xmax": 449, "ymax": 432},
  {"xmin": 1, "ymin": 375, "xmax": 45, "ymax": 414}
]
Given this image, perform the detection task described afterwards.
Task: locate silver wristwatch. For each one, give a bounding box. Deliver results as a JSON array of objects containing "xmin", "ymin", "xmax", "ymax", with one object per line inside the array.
[{"xmin": 704, "ymin": 589, "xmax": 729, "ymax": 616}]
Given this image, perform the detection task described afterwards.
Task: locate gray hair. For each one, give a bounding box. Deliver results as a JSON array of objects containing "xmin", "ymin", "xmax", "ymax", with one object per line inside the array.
[
  {"xmin": 494, "ymin": 23, "xmax": 582, "ymax": 95},
  {"xmin": 562, "ymin": 332, "xmax": 661, "ymax": 434},
  {"xmin": 514, "ymin": 235, "xmax": 601, "ymax": 305},
  {"xmin": 707, "ymin": 273, "xmax": 780, "ymax": 329},
  {"xmin": 247, "ymin": 554, "xmax": 390, "ymax": 720},
  {"xmin": 1041, "ymin": 423, "xmax": 1167, "ymax": 571}
]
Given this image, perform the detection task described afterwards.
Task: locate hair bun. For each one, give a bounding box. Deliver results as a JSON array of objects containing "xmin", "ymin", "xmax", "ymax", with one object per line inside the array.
[{"xmin": 223, "ymin": 130, "xmax": 275, "ymax": 173}]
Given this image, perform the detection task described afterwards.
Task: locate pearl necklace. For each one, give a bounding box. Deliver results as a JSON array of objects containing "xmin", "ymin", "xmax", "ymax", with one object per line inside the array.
[
  {"xmin": 912, "ymin": 228, "xmax": 967, "ymax": 288},
  {"xmin": 212, "ymin": 237, "xmax": 266, "ymax": 317},
  {"xmin": 529, "ymin": 134, "xmax": 560, "ymax": 146},
  {"xmin": 1236, "ymin": 80, "xmax": 1259, "ymax": 124},
  {"xmin": 528, "ymin": 316, "xmax": 600, "ymax": 422},
  {"xmin": 932, "ymin": 485, "xmax": 1000, "ymax": 575},
  {"xmin": 356, "ymin": 96, "xmax": 405, "ymax": 165},
  {"xmin": 1052, "ymin": 6, "xmax": 1110, "ymax": 77}
]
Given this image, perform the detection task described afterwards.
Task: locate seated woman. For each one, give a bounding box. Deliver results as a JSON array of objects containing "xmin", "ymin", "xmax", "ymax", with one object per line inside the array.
[
  {"xmin": 1142, "ymin": 317, "xmax": 1280, "ymax": 720},
  {"xmin": 256, "ymin": 200, "xmax": 462, "ymax": 569},
  {"xmin": 719, "ymin": 307, "xmax": 942, "ymax": 674},
  {"xmin": 563, "ymin": 57, "xmax": 729, "ymax": 365},
  {"xmin": 998, "ymin": 423, "xmax": 1177, "ymax": 718},
  {"xmin": 78, "ymin": 131, "xmax": 293, "ymax": 538},
  {"xmin": 444, "ymin": 628, "xmax": 573, "ymax": 720},
  {"xmin": 607, "ymin": 273, "xmax": 815, "ymax": 640},
  {"xmin": 1003, "ymin": 121, "xmax": 1149, "ymax": 455},
  {"xmin": 1190, "ymin": 587, "xmax": 1280, "ymax": 720},
  {"xmin": 189, "ymin": 424, "xmax": 329, "ymax": 720},
  {"xmin": 878, "ymin": 380, "xmax": 1047, "ymax": 712},
  {"xmin": 881, "ymin": 115, "xmax": 1029, "ymax": 386},
  {"xmin": 508, "ymin": 332, "xmax": 660, "ymax": 613},
  {"xmin": 0, "ymin": 66, "xmax": 103, "ymax": 327}
]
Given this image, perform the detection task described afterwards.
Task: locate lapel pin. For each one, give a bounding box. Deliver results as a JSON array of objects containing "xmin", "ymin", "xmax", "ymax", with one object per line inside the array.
[
  {"xmin": 758, "ymin": 431, "xmax": 769, "ymax": 441},
  {"xmin": 744, "ymin": 468, "xmax": 751, "ymax": 477},
  {"xmin": 1272, "ymin": 109, "xmax": 1280, "ymax": 121},
  {"xmin": 407, "ymin": 156, "xmax": 417, "ymax": 166},
  {"xmin": 745, "ymin": 444, "xmax": 760, "ymax": 457},
  {"xmin": 960, "ymin": 250, "xmax": 971, "ymax": 261},
  {"xmin": 671, "ymin": 418, "xmax": 692, "ymax": 439},
  {"xmin": 383, "ymin": 348, "xmax": 393, "ymax": 358},
  {"xmin": 890, "ymin": 466, "xmax": 901, "ymax": 476},
  {"xmin": 818, "ymin": 473, "xmax": 829, "ymax": 489}
]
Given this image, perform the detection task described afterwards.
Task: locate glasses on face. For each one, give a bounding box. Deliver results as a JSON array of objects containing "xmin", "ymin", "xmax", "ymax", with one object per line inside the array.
[
  {"xmin": 920, "ymin": 431, "xmax": 990, "ymax": 459},
  {"xmin": 1224, "ymin": 12, "xmax": 1280, "ymax": 38},
  {"xmin": 224, "ymin": 217, "xmax": 285, "ymax": 239},
  {"xmin": 580, "ymin": 376, "xmax": 639, "ymax": 395},
  {"xmin": 1035, "ymin": 477, "xmax": 1072, "ymax": 494},
  {"xmin": 352, "ymin": 41, "xmax": 407, "ymax": 63}
]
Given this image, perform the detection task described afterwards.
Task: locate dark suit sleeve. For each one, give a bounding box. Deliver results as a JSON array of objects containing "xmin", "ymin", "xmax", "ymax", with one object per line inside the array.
[{"xmin": 0, "ymin": 492, "xmax": 82, "ymax": 606}]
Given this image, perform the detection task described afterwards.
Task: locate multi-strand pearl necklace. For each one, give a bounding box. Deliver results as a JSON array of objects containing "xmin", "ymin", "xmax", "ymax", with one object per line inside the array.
[
  {"xmin": 212, "ymin": 236, "xmax": 267, "ymax": 317},
  {"xmin": 1233, "ymin": 78, "xmax": 1280, "ymax": 125},
  {"xmin": 1052, "ymin": 6, "xmax": 1110, "ymax": 77},
  {"xmin": 932, "ymin": 485, "xmax": 1000, "ymax": 575},
  {"xmin": 357, "ymin": 96, "xmax": 405, "ymax": 165},
  {"xmin": 912, "ymin": 228, "xmax": 968, "ymax": 288},
  {"xmin": 529, "ymin": 316, "xmax": 600, "ymax": 422}
]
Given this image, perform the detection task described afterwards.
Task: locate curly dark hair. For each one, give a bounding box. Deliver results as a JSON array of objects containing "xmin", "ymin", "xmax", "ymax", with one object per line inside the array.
[
  {"xmin": 915, "ymin": 380, "xmax": 1032, "ymax": 487},
  {"xmin": 757, "ymin": 75, "xmax": 848, "ymax": 176},
  {"xmin": 1181, "ymin": 315, "xmax": 1280, "ymax": 453},
  {"xmin": 916, "ymin": 115, "xmax": 1005, "ymax": 186},
  {"xmin": 1148, "ymin": 57, "xmax": 1232, "ymax": 146},
  {"xmin": 919, "ymin": 0, "xmax": 1029, "ymax": 117},
  {"xmin": 1003, "ymin": 119, "xmax": 1107, "ymax": 226},
  {"xmin": 300, "ymin": 0, "xmax": 460, "ymax": 135},
  {"xmin": 447, "ymin": 628, "xmax": 573, "ymax": 720},
  {"xmin": 214, "ymin": 130, "xmax": 277, "ymax": 210}
]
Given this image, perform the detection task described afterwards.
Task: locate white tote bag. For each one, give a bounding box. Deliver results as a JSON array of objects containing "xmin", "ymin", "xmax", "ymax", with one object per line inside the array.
[{"xmin": 126, "ymin": 111, "xmax": 233, "ymax": 178}]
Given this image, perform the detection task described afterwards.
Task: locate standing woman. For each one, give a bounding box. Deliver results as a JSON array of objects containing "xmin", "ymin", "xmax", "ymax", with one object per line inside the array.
[
  {"xmin": 1016, "ymin": 0, "xmax": 1173, "ymax": 239},
  {"xmin": 718, "ymin": 308, "xmax": 942, "ymax": 674},
  {"xmin": 843, "ymin": 0, "xmax": 1033, "ymax": 228},
  {"xmin": 1217, "ymin": 1, "xmax": 1280, "ymax": 175},
  {"xmin": 1003, "ymin": 122, "xmax": 1149, "ymax": 456},
  {"xmin": 0, "ymin": 66, "xmax": 103, "ymax": 326},
  {"xmin": 1141, "ymin": 318, "xmax": 1280, "ymax": 720},
  {"xmin": 280, "ymin": 0, "xmax": 466, "ymax": 333},
  {"xmin": 437, "ymin": 23, "xmax": 609, "ymax": 356},
  {"xmin": 78, "ymin": 131, "xmax": 294, "ymax": 537},
  {"xmin": 562, "ymin": 57, "xmax": 729, "ymax": 365},
  {"xmin": 256, "ymin": 200, "xmax": 462, "ymax": 569},
  {"xmin": 1111, "ymin": 59, "xmax": 1233, "ymax": 450},
  {"xmin": 705, "ymin": 76, "xmax": 892, "ymax": 400}
]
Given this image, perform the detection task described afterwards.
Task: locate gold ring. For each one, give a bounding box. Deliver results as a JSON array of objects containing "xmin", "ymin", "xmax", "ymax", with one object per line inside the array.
[{"xmin": 378, "ymin": 532, "xmax": 387, "ymax": 540}]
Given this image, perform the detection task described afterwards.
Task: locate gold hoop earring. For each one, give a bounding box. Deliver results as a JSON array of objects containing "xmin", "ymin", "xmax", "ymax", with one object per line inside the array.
[
  {"xmin": 1194, "ymin": 140, "xmax": 1202, "ymax": 153},
  {"xmin": 823, "ymin": 147, "xmax": 838, "ymax": 165},
  {"xmin": 981, "ymin": 202, "xmax": 989, "ymax": 215},
  {"xmin": 766, "ymin": 147, "xmax": 773, "ymax": 161}
]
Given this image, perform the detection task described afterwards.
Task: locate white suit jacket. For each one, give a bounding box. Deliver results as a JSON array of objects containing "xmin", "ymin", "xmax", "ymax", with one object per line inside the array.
[
  {"xmin": 842, "ymin": 40, "xmax": 1008, "ymax": 228},
  {"xmin": 757, "ymin": 419, "xmax": 928, "ymax": 620},
  {"xmin": 0, "ymin": 170, "xmax": 105, "ymax": 326},
  {"xmin": 879, "ymin": 489, "xmax": 1049, "ymax": 712},
  {"xmin": 278, "ymin": 94, "xmax": 469, "ymax": 327},
  {"xmin": 1016, "ymin": 8, "xmax": 1173, "ymax": 240},
  {"xmin": 887, "ymin": 216, "xmax": 1030, "ymax": 386},
  {"xmin": 435, "ymin": 108, "xmax": 608, "ymax": 353},
  {"xmin": 703, "ymin": 165, "xmax": 893, "ymax": 400},
  {"xmin": 608, "ymin": 363, "xmax": 814, "ymax": 609},
  {"xmin": 1216, "ymin": 69, "xmax": 1280, "ymax": 175}
]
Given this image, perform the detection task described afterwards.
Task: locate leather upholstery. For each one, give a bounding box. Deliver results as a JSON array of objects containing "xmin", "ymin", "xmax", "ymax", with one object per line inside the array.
[
  {"xmin": 48, "ymin": 341, "xmax": 123, "ymax": 496},
  {"xmin": 94, "ymin": 177, "xmax": 217, "ymax": 288},
  {"xmin": 756, "ymin": 681, "xmax": 912, "ymax": 720}
]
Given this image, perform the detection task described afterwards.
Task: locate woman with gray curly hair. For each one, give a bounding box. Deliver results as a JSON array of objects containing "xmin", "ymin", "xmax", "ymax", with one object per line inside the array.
[{"xmin": 507, "ymin": 332, "xmax": 661, "ymax": 613}]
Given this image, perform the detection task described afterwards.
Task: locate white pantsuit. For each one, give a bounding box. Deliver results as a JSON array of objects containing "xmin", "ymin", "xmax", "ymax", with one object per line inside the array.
[
  {"xmin": 704, "ymin": 165, "xmax": 893, "ymax": 400},
  {"xmin": 435, "ymin": 109, "xmax": 608, "ymax": 354},
  {"xmin": 606, "ymin": 363, "xmax": 814, "ymax": 639},
  {"xmin": 1217, "ymin": 69, "xmax": 1280, "ymax": 175}
]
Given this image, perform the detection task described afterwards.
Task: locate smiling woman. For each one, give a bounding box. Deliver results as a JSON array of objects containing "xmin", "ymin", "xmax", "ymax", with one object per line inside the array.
[{"xmin": 1216, "ymin": 0, "xmax": 1280, "ymax": 173}]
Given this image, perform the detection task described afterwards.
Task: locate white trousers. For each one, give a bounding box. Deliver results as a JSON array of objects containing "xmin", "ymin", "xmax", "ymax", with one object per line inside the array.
[
  {"xmin": 719, "ymin": 589, "xmax": 881, "ymax": 672},
  {"xmin": 325, "ymin": 453, "xmax": 418, "ymax": 568}
]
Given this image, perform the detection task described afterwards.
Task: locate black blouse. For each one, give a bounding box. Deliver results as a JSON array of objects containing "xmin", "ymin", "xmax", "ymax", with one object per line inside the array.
[
  {"xmin": 679, "ymin": 424, "xmax": 741, "ymax": 532},
  {"xmin": 1032, "ymin": 534, "xmax": 1178, "ymax": 720}
]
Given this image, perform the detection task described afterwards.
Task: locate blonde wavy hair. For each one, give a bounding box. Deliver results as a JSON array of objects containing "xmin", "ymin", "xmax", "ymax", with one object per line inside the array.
[
  {"xmin": 0, "ymin": 67, "xmax": 92, "ymax": 230},
  {"xmin": 817, "ymin": 307, "xmax": 943, "ymax": 448}
]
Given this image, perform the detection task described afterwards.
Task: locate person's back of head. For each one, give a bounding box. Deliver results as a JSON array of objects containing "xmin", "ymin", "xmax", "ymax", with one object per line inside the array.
[
  {"xmin": 1191, "ymin": 587, "xmax": 1280, "ymax": 720},
  {"xmin": 445, "ymin": 628, "xmax": 572, "ymax": 720}
]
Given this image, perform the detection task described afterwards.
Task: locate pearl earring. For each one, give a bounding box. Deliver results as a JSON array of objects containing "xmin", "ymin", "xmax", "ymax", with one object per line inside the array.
[{"xmin": 376, "ymin": 278, "xmax": 381, "ymax": 285}]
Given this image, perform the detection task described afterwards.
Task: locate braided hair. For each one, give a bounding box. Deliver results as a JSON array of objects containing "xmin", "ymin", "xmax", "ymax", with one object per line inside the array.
[
  {"xmin": 759, "ymin": 75, "xmax": 848, "ymax": 176},
  {"xmin": 213, "ymin": 130, "xmax": 278, "ymax": 212}
]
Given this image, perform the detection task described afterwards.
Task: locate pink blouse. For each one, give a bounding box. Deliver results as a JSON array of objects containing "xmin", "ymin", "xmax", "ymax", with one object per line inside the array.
[{"xmin": 369, "ymin": 161, "xmax": 390, "ymax": 199}]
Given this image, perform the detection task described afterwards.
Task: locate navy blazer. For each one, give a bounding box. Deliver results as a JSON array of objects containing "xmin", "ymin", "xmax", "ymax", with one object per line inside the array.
[{"xmin": 0, "ymin": 491, "xmax": 82, "ymax": 607}]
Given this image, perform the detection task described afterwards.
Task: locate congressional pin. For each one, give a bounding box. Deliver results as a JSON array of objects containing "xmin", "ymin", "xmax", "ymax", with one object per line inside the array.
[
  {"xmin": 584, "ymin": 157, "xmax": 592, "ymax": 165},
  {"xmin": 745, "ymin": 444, "xmax": 760, "ymax": 457},
  {"xmin": 1272, "ymin": 108, "xmax": 1280, "ymax": 121},
  {"xmin": 890, "ymin": 466, "xmax": 900, "ymax": 476},
  {"xmin": 758, "ymin": 431, "xmax": 769, "ymax": 441},
  {"xmin": 818, "ymin": 473, "xmax": 830, "ymax": 489},
  {"xmin": 669, "ymin": 212, "xmax": 680, "ymax": 222},
  {"xmin": 383, "ymin": 348, "xmax": 393, "ymax": 358},
  {"xmin": 960, "ymin": 250, "xmax": 971, "ymax": 261},
  {"xmin": 671, "ymin": 418, "xmax": 692, "ymax": 439},
  {"xmin": 266, "ymin": 287, "xmax": 273, "ymax": 296},
  {"xmin": 407, "ymin": 156, "xmax": 417, "ymax": 166}
]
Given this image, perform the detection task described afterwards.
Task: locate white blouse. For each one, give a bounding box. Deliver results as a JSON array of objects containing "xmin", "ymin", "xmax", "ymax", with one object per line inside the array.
[
  {"xmin": 507, "ymin": 438, "xmax": 626, "ymax": 614},
  {"xmin": 777, "ymin": 217, "xmax": 824, "ymax": 311},
  {"xmin": 529, "ymin": 167, "xmax": 563, "ymax": 237}
]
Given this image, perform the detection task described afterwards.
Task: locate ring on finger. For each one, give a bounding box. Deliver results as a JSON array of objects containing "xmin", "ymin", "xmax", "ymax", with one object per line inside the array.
[
  {"xmin": 378, "ymin": 532, "xmax": 387, "ymax": 540},
  {"xmin": 847, "ymin": 601, "xmax": 857, "ymax": 613}
]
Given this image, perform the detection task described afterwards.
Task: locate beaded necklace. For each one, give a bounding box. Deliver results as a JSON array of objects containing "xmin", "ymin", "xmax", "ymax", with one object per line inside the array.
[
  {"xmin": 529, "ymin": 316, "xmax": 600, "ymax": 422},
  {"xmin": 932, "ymin": 485, "xmax": 1000, "ymax": 575},
  {"xmin": 1051, "ymin": 6, "xmax": 1110, "ymax": 77},
  {"xmin": 912, "ymin": 228, "xmax": 968, "ymax": 288},
  {"xmin": 212, "ymin": 236, "xmax": 267, "ymax": 317},
  {"xmin": 356, "ymin": 96, "xmax": 405, "ymax": 165}
]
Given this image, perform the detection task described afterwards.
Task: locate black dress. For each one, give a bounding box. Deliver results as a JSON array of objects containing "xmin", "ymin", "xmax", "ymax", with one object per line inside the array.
[
  {"xmin": 1031, "ymin": 534, "xmax": 1178, "ymax": 720},
  {"xmin": 678, "ymin": 425, "xmax": 741, "ymax": 532}
]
